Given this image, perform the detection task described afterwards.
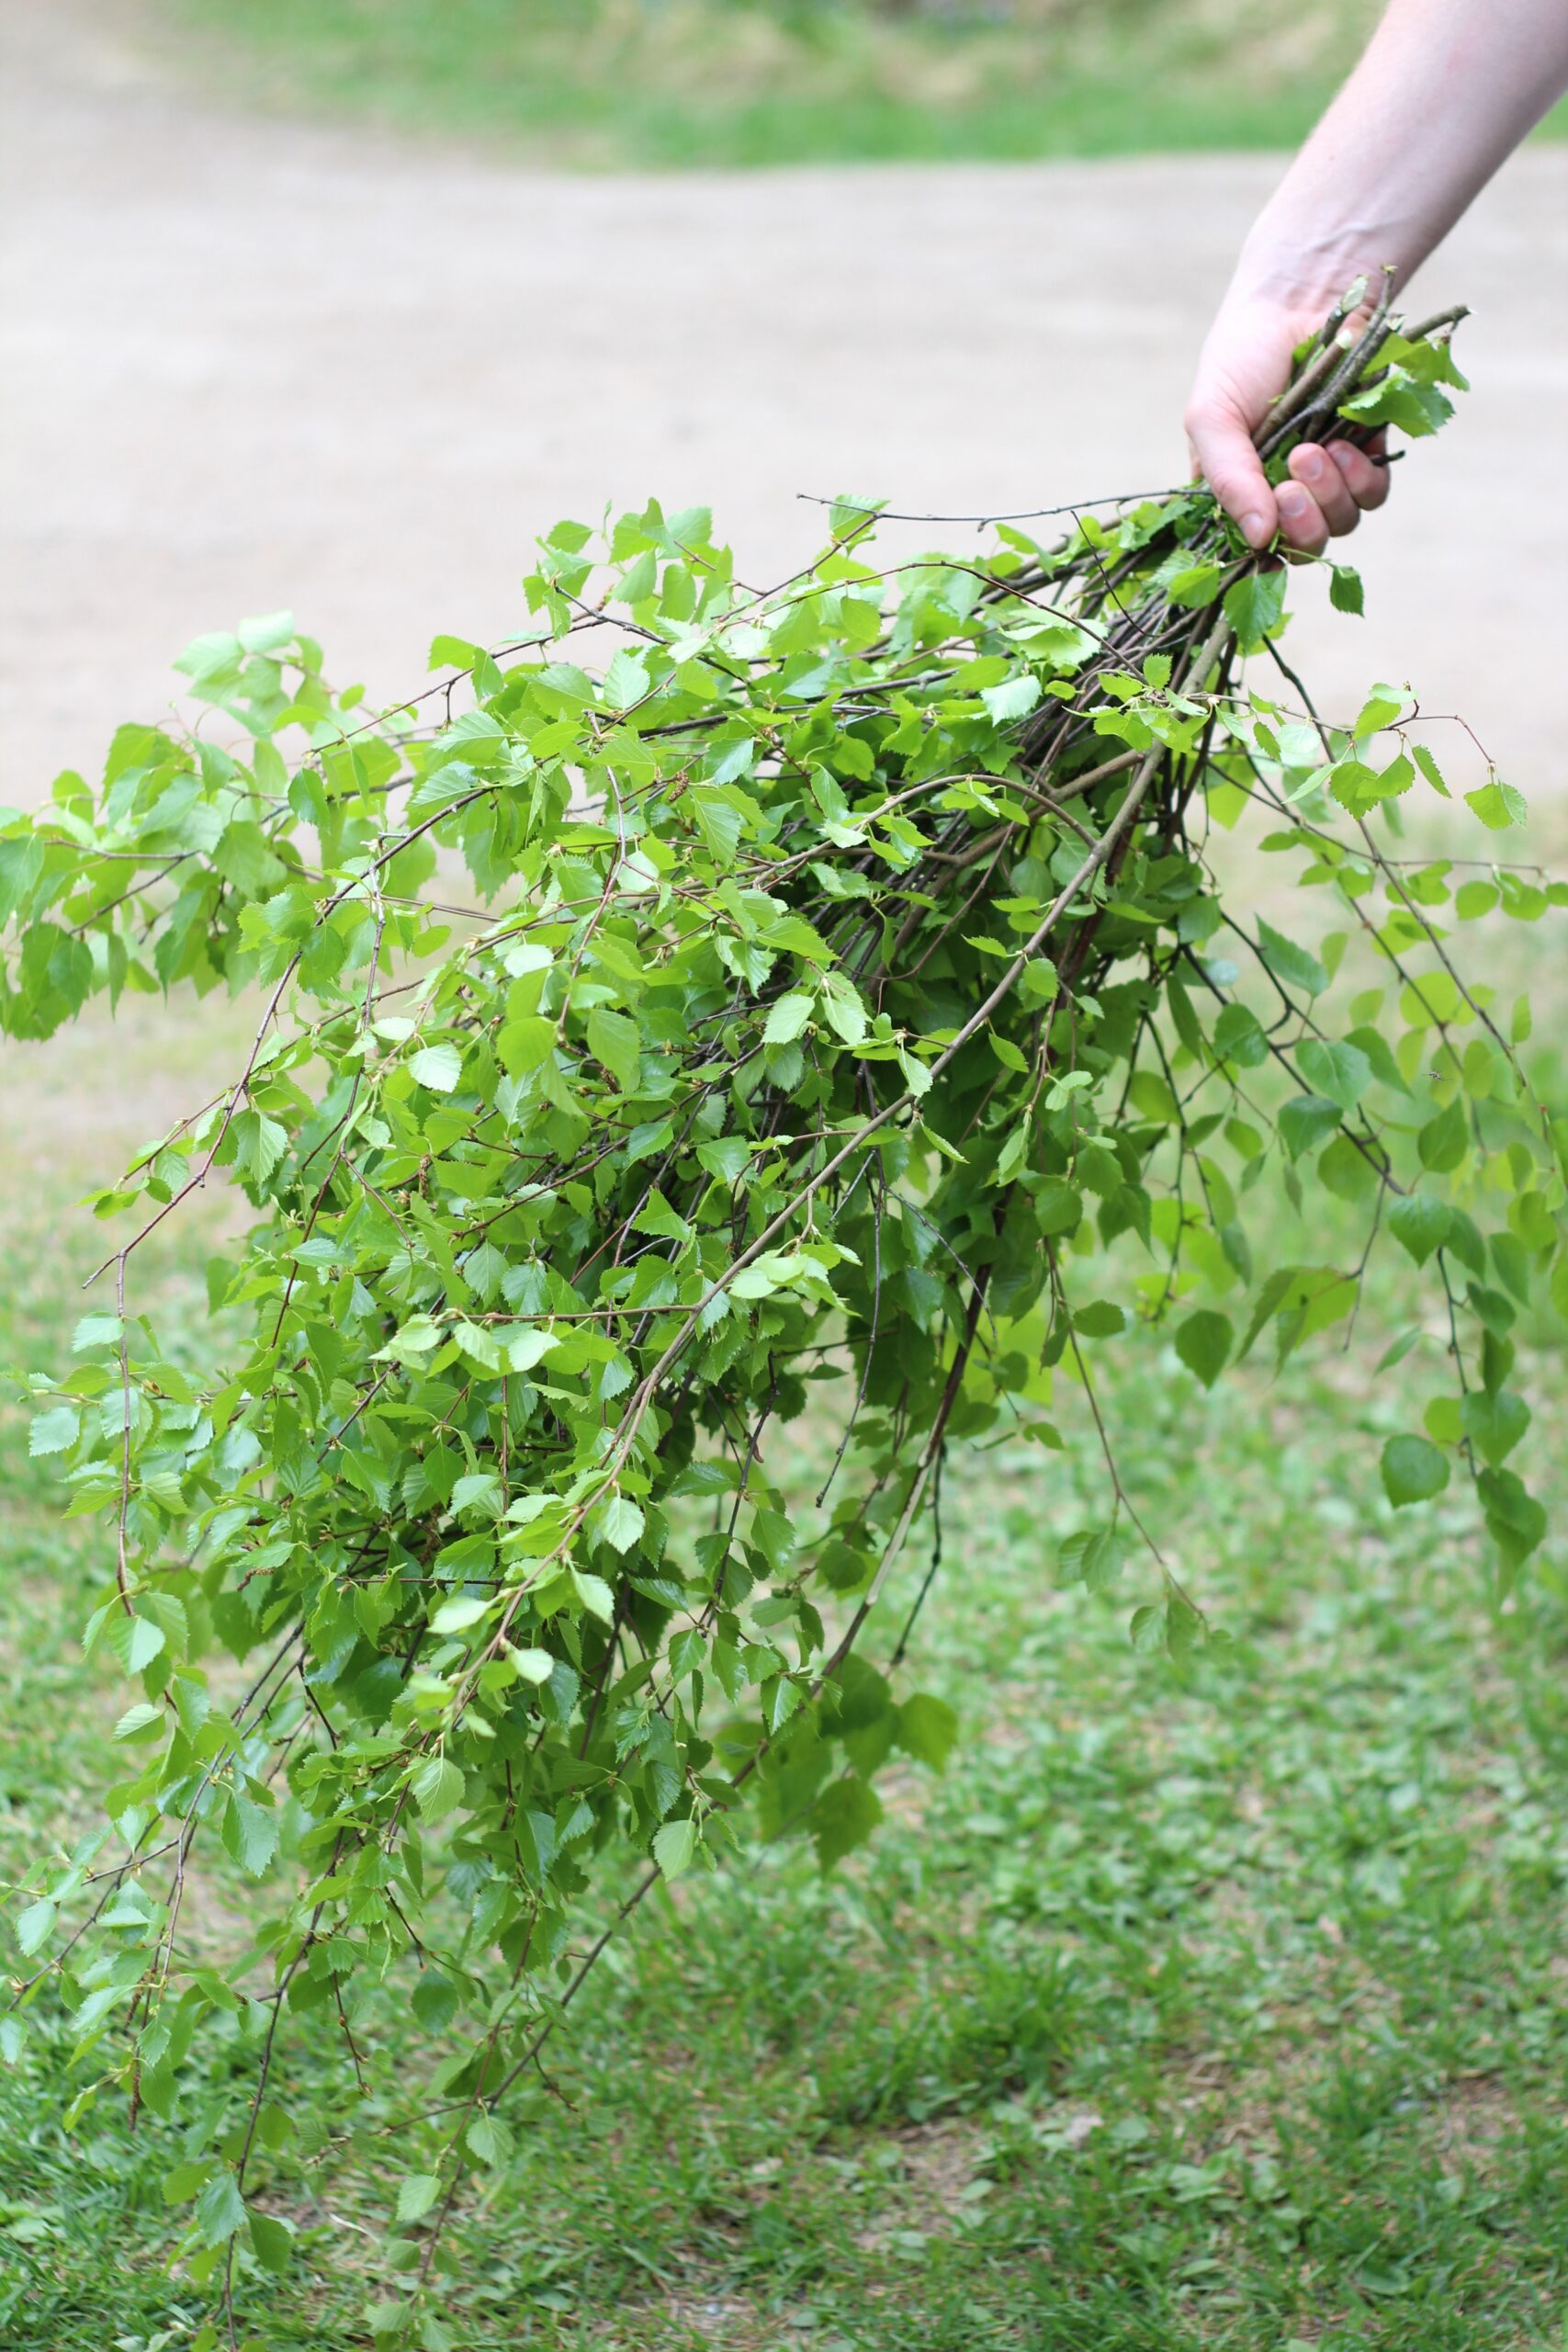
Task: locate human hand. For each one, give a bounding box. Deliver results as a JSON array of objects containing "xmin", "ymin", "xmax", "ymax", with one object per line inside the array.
[{"xmin": 1184, "ymin": 289, "xmax": 1392, "ymax": 556}]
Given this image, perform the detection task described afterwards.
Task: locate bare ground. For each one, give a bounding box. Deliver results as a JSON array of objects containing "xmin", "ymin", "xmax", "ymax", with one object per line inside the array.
[
  {"xmin": 1, "ymin": 0, "xmax": 1565, "ymax": 1163},
  {"xmin": 2, "ymin": 0, "xmax": 1565, "ymax": 808}
]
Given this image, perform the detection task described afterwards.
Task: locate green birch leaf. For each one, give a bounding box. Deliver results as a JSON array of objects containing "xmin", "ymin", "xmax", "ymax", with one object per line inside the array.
[
  {"xmin": 652, "ymin": 1817, "xmax": 697, "ymax": 1880},
  {"xmin": 1387, "ymin": 1193, "xmax": 1452, "ymax": 1265},
  {"xmin": 895, "ymin": 1692, "xmax": 958, "ymax": 1771},
  {"xmin": 1279, "ymin": 1095, "xmax": 1340, "ymax": 1160},
  {"xmin": 1296, "ymin": 1038, "xmax": 1371, "ymax": 1112},
  {"xmin": 28, "ymin": 1404, "xmax": 79, "ymax": 1456},
  {"xmin": 220, "ymin": 1790, "xmax": 279, "ymax": 1878},
  {"xmin": 396, "ymin": 2175, "xmax": 441, "ymax": 2224},
  {"xmin": 1223, "ymin": 569, "xmax": 1287, "ymax": 649},
  {"xmin": 409, "ymin": 1042, "xmax": 463, "ymax": 1093},
  {"xmin": 587, "ymin": 1006, "xmax": 641, "ymax": 1091},
  {"xmin": 1381, "ymin": 1434, "xmax": 1450, "ymax": 1507},
  {"xmin": 466, "ymin": 2112, "xmax": 513, "ymax": 2167},
  {"xmin": 16, "ymin": 1898, "xmax": 56, "ymax": 1957},
  {"xmin": 811, "ymin": 1774, "xmax": 883, "ymax": 1871},
  {"xmin": 498, "ymin": 1015, "xmax": 556, "ymax": 1075},
  {"xmin": 572, "ymin": 1568, "xmax": 615, "ymax": 1622},
  {"xmin": 762, "ymin": 991, "xmax": 814, "ymax": 1046},
  {"xmin": 1418, "ymin": 1097, "xmax": 1469, "ymax": 1173},
  {"xmin": 1461, "ymin": 1389, "xmax": 1529, "ymax": 1467},
  {"xmin": 1174, "ymin": 1309, "xmax": 1232, "ymax": 1389},
  {"xmin": 248, "ymin": 2211, "xmax": 295, "ymax": 2275},
  {"xmin": 411, "ymin": 1757, "xmax": 466, "ymax": 1824},
  {"xmin": 1056, "ymin": 1526, "xmax": 1125, "ymax": 1591},
  {"xmin": 1255, "ymin": 918, "xmax": 1328, "ymax": 996},
  {"xmin": 1465, "ymin": 780, "xmax": 1527, "ymax": 831},
  {"xmin": 980, "ymin": 674, "xmax": 1042, "ymax": 724},
  {"xmin": 108, "ymin": 1615, "xmax": 166, "ymax": 1675},
  {"xmin": 195, "ymin": 2168, "xmax": 247, "ymax": 2247},
  {"xmin": 596, "ymin": 1496, "xmax": 645, "ymax": 1555},
  {"xmin": 231, "ymin": 1109, "xmax": 288, "ymax": 1183}
]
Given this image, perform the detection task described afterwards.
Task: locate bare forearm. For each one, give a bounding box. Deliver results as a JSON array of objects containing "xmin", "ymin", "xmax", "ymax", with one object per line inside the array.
[
  {"xmin": 1186, "ymin": 0, "xmax": 1568, "ymax": 553},
  {"xmin": 1232, "ymin": 0, "xmax": 1568, "ymax": 307}
]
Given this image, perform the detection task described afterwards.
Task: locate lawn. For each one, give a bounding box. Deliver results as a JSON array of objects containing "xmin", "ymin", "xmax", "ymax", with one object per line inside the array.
[
  {"xmin": 153, "ymin": 0, "xmax": 1568, "ymax": 170},
  {"xmin": 5, "ymin": 922, "xmax": 1568, "ymax": 2348}
]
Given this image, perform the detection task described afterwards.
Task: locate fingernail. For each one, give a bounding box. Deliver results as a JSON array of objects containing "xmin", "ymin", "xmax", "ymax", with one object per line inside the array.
[
  {"xmin": 1298, "ymin": 448, "xmax": 1325, "ymax": 481},
  {"xmin": 1241, "ymin": 510, "xmax": 1269, "ymax": 548},
  {"xmin": 1278, "ymin": 487, "xmax": 1309, "ymax": 519}
]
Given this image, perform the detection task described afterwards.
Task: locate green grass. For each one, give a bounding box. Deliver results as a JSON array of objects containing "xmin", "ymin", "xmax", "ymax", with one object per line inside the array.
[
  {"xmin": 153, "ymin": 0, "xmax": 1404, "ymax": 168},
  {"xmin": 5, "ymin": 971, "xmax": 1568, "ymax": 2348},
  {"xmin": 153, "ymin": 0, "xmax": 1568, "ymax": 168}
]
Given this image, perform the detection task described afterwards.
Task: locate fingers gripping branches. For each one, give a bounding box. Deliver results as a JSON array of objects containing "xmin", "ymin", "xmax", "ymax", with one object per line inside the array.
[{"xmin": 2, "ymin": 302, "xmax": 1559, "ymax": 2329}]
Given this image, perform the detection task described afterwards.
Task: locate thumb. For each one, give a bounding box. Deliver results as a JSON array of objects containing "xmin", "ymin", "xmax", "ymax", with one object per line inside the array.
[{"xmin": 1184, "ymin": 400, "xmax": 1276, "ymax": 551}]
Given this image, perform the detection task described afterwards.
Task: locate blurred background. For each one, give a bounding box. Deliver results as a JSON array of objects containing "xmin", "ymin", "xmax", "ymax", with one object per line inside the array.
[{"xmin": 2, "ymin": 0, "xmax": 1565, "ymax": 813}]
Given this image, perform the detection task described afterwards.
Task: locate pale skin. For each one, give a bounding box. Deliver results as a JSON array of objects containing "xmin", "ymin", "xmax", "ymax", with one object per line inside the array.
[{"xmin": 1186, "ymin": 0, "xmax": 1568, "ymax": 556}]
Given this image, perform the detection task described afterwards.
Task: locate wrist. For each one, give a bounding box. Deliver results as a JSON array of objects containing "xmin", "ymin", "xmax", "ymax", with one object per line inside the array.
[{"xmin": 1227, "ymin": 219, "xmax": 1408, "ymax": 322}]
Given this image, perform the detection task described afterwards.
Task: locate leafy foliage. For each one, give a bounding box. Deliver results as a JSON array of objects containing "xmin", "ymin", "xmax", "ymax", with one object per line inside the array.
[{"xmin": 2, "ymin": 299, "xmax": 1561, "ymax": 2336}]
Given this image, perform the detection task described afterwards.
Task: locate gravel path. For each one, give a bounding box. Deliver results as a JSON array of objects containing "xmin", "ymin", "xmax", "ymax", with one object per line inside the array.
[{"xmin": 2, "ymin": 0, "xmax": 1565, "ymax": 808}]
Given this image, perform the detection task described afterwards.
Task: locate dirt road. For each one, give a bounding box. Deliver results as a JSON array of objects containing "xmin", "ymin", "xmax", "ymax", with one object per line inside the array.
[{"xmin": 2, "ymin": 1, "xmax": 1565, "ymax": 811}]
